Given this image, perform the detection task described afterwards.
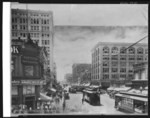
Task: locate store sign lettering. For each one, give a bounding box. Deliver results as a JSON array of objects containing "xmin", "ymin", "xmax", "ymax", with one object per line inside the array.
[
  {"xmin": 11, "ymin": 46, "xmax": 19, "ymax": 53},
  {"xmin": 21, "ymin": 80, "xmax": 45, "ymax": 85}
]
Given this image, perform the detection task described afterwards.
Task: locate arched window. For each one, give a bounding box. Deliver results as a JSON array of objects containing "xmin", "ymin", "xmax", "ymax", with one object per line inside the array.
[
  {"xmin": 103, "ymin": 46, "xmax": 109, "ymax": 53},
  {"xmin": 120, "ymin": 47, "xmax": 126, "ymax": 54},
  {"xmin": 128, "ymin": 47, "xmax": 135, "ymax": 54},
  {"xmin": 137, "ymin": 47, "xmax": 144, "ymax": 54},
  {"xmin": 111, "ymin": 47, "xmax": 118, "ymax": 54}
]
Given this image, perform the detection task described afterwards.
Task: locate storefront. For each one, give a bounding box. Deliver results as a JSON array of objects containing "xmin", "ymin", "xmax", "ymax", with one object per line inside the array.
[
  {"xmin": 11, "ymin": 37, "xmax": 46, "ymax": 112},
  {"xmin": 115, "ymin": 93, "xmax": 148, "ymax": 113}
]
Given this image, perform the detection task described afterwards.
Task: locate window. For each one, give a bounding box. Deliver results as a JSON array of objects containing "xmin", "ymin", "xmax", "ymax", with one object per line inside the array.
[
  {"xmin": 128, "ymin": 55, "xmax": 135, "ymax": 61},
  {"xmin": 120, "ymin": 74, "xmax": 126, "ymax": 79},
  {"xmin": 137, "ymin": 55, "xmax": 143, "ymax": 61},
  {"xmin": 120, "ymin": 55, "xmax": 126, "ymax": 60},
  {"xmin": 103, "ymin": 68, "xmax": 109, "ymax": 73},
  {"xmin": 111, "ymin": 55, "xmax": 118, "ymax": 60},
  {"xmin": 120, "ymin": 68, "xmax": 126, "ymax": 73},
  {"xmin": 120, "ymin": 62, "xmax": 126, "ymax": 67},
  {"xmin": 128, "ymin": 47, "xmax": 135, "ymax": 54},
  {"xmin": 103, "ymin": 56, "xmax": 109, "ymax": 60},
  {"xmin": 111, "ymin": 68, "xmax": 118, "ymax": 72},
  {"xmin": 23, "ymin": 85, "xmax": 35, "ymax": 95},
  {"xmin": 137, "ymin": 47, "xmax": 144, "ymax": 54},
  {"xmin": 111, "ymin": 74, "xmax": 118, "ymax": 79},
  {"xmin": 103, "ymin": 62, "xmax": 109, "ymax": 66},
  {"xmin": 103, "ymin": 74, "xmax": 109, "ymax": 79},
  {"xmin": 103, "ymin": 46, "xmax": 109, "ymax": 53},
  {"xmin": 111, "ymin": 47, "xmax": 118, "ymax": 54},
  {"xmin": 24, "ymin": 65, "xmax": 34, "ymax": 76},
  {"xmin": 120, "ymin": 47, "xmax": 126, "ymax": 54}
]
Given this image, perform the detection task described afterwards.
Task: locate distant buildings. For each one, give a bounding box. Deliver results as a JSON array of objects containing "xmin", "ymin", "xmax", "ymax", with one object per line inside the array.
[
  {"xmin": 11, "ymin": 9, "xmax": 54, "ymax": 73},
  {"xmin": 91, "ymin": 42, "xmax": 148, "ymax": 89},
  {"xmin": 72, "ymin": 63, "xmax": 91, "ymax": 84},
  {"xmin": 64, "ymin": 73, "xmax": 73, "ymax": 84}
]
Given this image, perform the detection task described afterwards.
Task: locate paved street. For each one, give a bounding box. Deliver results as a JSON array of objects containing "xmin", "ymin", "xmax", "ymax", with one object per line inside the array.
[{"xmin": 58, "ymin": 92, "xmax": 141, "ymax": 115}]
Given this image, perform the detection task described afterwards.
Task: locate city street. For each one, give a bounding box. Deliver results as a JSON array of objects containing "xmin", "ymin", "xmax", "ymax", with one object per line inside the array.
[{"xmin": 58, "ymin": 92, "xmax": 138, "ymax": 115}]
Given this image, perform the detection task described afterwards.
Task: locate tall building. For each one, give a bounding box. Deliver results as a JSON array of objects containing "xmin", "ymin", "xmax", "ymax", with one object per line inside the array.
[
  {"xmin": 72, "ymin": 63, "xmax": 91, "ymax": 84},
  {"xmin": 91, "ymin": 42, "xmax": 148, "ymax": 89},
  {"xmin": 11, "ymin": 9, "xmax": 54, "ymax": 72}
]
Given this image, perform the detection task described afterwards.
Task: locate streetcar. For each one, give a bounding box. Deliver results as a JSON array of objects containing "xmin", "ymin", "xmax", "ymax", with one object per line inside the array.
[{"xmin": 82, "ymin": 88, "xmax": 101, "ymax": 105}]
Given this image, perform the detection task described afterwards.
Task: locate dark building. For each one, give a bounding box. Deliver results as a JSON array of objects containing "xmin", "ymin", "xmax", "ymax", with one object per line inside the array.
[{"xmin": 11, "ymin": 36, "xmax": 46, "ymax": 110}]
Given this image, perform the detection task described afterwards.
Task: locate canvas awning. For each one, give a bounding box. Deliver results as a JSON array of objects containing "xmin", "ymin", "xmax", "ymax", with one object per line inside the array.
[
  {"xmin": 115, "ymin": 93, "xmax": 148, "ymax": 102},
  {"xmin": 48, "ymin": 88, "xmax": 56, "ymax": 92},
  {"xmin": 107, "ymin": 87, "xmax": 115, "ymax": 90},
  {"xmin": 39, "ymin": 93, "xmax": 52, "ymax": 101}
]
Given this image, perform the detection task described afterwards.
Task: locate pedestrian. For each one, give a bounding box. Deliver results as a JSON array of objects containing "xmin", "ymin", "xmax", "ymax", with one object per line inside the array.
[{"xmin": 62, "ymin": 92, "xmax": 66, "ymax": 111}]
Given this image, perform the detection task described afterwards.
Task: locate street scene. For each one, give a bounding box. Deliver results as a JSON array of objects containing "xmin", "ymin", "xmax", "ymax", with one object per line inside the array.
[{"xmin": 10, "ymin": 3, "xmax": 148, "ymax": 116}]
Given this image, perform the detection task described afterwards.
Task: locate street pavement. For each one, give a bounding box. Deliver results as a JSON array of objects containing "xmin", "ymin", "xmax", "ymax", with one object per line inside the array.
[{"xmin": 57, "ymin": 92, "xmax": 144, "ymax": 115}]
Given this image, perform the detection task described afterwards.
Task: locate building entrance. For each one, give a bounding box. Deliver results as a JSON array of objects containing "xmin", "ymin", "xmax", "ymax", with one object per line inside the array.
[{"xmin": 25, "ymin": 96, "xmax": 35, "ymax": 110}]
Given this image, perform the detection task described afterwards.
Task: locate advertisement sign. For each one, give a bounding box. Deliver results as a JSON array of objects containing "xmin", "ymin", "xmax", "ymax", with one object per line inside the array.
[{"xmin": 21, "ymin": 80, "xmax": 46, "ymax": 85}]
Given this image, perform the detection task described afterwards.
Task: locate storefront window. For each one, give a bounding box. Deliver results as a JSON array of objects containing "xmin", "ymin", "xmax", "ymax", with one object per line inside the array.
[{"xmin": 23, "ymin": 85, "xmax": 35, "ymax": 95}]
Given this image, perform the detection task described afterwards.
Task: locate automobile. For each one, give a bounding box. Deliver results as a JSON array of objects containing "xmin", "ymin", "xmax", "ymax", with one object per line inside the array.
[
  {"xmin": 69, "ymin": 87, "xmax": 76, "ymax": 93},
  {"xmin": 100, "ymin": 89, "xmax": 106, "ymax": 94}
]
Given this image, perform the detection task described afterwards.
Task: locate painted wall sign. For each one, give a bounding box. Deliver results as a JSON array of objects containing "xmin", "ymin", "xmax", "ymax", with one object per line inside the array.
[
  {"xmin": 11, "ymin": 46, "xmax": 20, "ymax": 54},
  {"xmin": 21, "ymin": 80, "xmax": 46, "ymax": 85}
]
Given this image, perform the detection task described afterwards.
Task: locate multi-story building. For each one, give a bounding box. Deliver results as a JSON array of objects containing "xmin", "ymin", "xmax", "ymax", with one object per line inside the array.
[
  {"xmin": 11, "ymin": 9, "xmax": 54, "ymax": 73},
  {"xmin": 11, "ymin": 37, "xmax": 46, "ymax": 110},
  {"xmin": 91, "ymin": 42, "xmax": 148, "ymax": 89},
  {"xmin": 72, "ymin": 63, "xmax": 91, "ymax": 84}
]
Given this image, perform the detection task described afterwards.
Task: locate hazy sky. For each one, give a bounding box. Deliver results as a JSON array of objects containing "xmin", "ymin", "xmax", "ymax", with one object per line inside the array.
[{"xmin": 11, "ymin": 3, "xmax": 148, "ymax": 81}]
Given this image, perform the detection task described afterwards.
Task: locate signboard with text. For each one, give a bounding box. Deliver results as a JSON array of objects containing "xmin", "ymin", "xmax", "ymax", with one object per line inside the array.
[{"xmin": 12, "ymin": 80, "xmax": 46, "ymax": 85}]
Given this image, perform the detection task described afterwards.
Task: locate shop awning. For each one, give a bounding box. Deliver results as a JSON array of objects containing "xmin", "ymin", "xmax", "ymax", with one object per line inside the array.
[
  {"xmin": 39, "ymin": 93, "xmax": 52, "ymax": 101},
  {"xmin": 115, "ymin": 93, "xmax": 148, "ymax": 102},
  {"xmin": 107, "ymin": 87, "xmax": 115, "ymax": 90},
  {"xmin": 48, "ymin": 88, "xmax": 56, "ymax": 92}
]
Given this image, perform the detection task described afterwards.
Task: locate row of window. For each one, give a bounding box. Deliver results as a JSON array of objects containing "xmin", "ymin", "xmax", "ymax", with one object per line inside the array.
[
  {"xmin": 42, "ymin": 40, "xmax": 50, "ymax": 45},
  {"xmin": 12, "ymin": 11, "xmax": 50, "ymax": 17},
  {"xmin": 103, "ymin": 68, "xmax": 133, "ymax": 73},
  {"xmin": 12, "ymin": 18, "xmax": 50, "ymax": 25},
  {"xmin": 102, "ymin": 57, "xmax": 147, "ymax": 61},
  {"xmin": 12, "ymin": 32, "xmax": 50, "ymax": 39},
  {"xmin": 31, "ymin": 26, "xmax": 39, "ymax": 31},
  {"xmin": 92, "ymin": 74, "xmax": 133, "ymax": 80},
  {"xmin": 93, "ymin": 47, "xmax": 148, "ymax": 57}
]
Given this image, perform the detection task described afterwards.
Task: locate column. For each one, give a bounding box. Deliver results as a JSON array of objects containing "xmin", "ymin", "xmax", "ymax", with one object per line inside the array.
[
  {"xmin": 141, "ymin": 69, "xmax": 146, "ymax": 80},
  {"xmin": 135, "ymin": 73, "xmax": 139, "ymax": 80},
  {"xmin": 18, "ymin": 85, "xmax": 23, "ymax": 105}
]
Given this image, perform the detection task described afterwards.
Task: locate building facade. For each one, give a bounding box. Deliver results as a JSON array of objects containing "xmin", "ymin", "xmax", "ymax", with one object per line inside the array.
[
  {"xmin": 11, "ymin": 9, "xmax": 54, "ymax": 72},
  {"xmin": 91, "ymin": 42, "xmax": 148, "ymax": 88},
  {"xmin": 72, "ymin": 63, "xmax": 91, "ymax": 84},
  {"xmin": 11, "ymin": 37, "xmax": 46, "ymax": 110}
]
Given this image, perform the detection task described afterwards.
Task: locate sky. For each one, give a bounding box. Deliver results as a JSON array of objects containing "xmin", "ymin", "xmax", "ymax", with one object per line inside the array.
[{"xmin": 11, "ymin": 3, "xmax": 148, "ymax": 82}]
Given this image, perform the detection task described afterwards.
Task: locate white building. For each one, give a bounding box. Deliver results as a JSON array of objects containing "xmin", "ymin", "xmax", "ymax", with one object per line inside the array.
[{"xmin": 11, "ymin": 9, "xmax": 54, "ymax": 72}]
